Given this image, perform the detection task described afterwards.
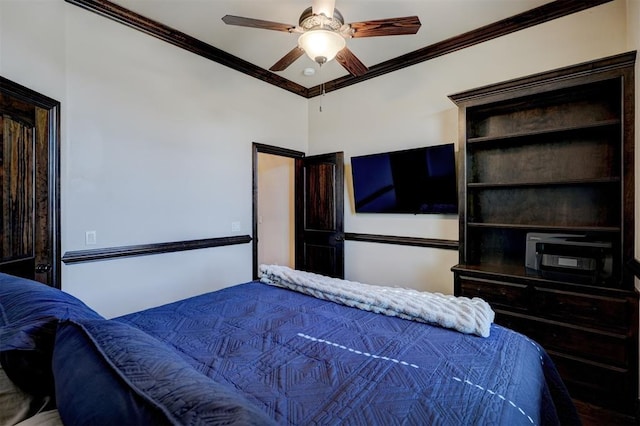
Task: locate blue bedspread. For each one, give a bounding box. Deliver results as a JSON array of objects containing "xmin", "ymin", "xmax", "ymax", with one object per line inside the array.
[{"xmin": 117, "ymin": 281, "xmax": 578, "ymax": 425}]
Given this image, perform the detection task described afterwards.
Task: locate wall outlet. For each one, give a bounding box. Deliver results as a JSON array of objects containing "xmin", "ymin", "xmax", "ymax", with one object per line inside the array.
[
  {"xmin": 85, "ymin": 230, "xmax": 97, "ymax": 245},
  {"xmin": 231, "ymin": 221, "xmax": 241, "ymax": 232}
]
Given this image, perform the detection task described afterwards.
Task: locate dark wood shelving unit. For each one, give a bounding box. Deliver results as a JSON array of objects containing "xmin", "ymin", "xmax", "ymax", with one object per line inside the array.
[{"xmin": 449, "ymin": 51, "xmax": 638, "ymax": 416}]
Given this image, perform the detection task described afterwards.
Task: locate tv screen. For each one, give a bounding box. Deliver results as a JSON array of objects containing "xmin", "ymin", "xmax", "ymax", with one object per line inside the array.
[{"xmin": 351, "ymin": 143, "xmax": 458, "ymax": 214}]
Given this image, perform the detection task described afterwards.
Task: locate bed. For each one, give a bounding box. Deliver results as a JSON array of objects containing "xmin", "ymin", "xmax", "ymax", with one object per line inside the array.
[{"xmin": 0, "ymin": 268, "xmax": 579, "ymax": 425}]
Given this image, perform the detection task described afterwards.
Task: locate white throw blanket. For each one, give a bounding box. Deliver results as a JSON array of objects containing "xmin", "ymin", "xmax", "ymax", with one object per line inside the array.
[{"xmin": 259, "ymin": 264, "xmax": 495, "ymax": 337}]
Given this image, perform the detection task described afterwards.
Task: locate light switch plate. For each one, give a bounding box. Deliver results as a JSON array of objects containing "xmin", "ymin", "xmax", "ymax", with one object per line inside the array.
[{"xmin": 85, "ymin": 230, "xmax": 97, "ymax": 245}]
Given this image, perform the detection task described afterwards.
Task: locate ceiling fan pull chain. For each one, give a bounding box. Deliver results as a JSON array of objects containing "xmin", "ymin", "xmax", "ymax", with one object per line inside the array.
[{"xmin": 320, "ymin": 81, "xmax": 325, "ymax": 112}]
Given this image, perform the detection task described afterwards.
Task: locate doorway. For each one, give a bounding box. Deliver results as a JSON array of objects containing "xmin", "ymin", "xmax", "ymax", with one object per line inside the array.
[
  {"xmin": 252, "ymin": 143, "xmax": 304, "ymax": 279},
  {"xmin": 252, "ymin": 143, "xmax": 345, "ymax": 280},
  {"xmin": 0, "ymin": 77, "xmax": 60, "ymax": 288}
]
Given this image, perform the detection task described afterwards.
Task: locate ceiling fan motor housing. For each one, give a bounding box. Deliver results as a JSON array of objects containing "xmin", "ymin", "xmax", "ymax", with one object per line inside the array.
[{"xmin": 298, "ymin": 7, "xmax": 349, "ymax": 34}]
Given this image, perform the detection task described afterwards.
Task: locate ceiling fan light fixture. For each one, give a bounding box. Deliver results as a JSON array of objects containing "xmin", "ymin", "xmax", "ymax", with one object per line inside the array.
[{"xmin": 298, "ymin": 29, "xmax": 345, "ymax": 65}]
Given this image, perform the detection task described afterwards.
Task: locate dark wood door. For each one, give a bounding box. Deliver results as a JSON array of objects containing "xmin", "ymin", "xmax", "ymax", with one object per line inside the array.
[
  {"xmin": 295, "ymin": 152, "xmax": 344, "ymax": 278},
  {"xmin": 0, "ymin": 89, "xmax": 55, "ymax": 286}
]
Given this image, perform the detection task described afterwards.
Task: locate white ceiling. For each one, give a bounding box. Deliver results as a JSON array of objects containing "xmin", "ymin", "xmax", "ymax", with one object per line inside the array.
[{"xmin": 111, "ymin": 0, "xmax": 554, "ymax": 88}]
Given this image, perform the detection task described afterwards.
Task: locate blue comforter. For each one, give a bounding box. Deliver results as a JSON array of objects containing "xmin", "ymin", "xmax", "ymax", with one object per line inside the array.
[{"xmin": 117, "ymin": 281, "xmax": 578, "ymax": 425}]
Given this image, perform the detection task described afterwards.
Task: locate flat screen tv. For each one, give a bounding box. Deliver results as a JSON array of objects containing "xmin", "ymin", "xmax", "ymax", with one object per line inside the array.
[{"xmin": 351, "ymin": 143, "xmax": 458, "ymax": 214}]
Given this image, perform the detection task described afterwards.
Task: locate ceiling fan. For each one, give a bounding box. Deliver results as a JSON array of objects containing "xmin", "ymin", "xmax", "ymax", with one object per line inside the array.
[{"xmin": 222, "ymin": 0, "xmax": 421, "ymax": 77}]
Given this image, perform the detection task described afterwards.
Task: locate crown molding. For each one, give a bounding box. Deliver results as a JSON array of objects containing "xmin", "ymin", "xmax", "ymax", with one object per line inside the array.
[
  {"xmin": 65, "ymin": 0, "xmax": 310, "ymax": 97},
  {"xmin": 65, "ymin": 0, "xmax": 613, "ymax": 98}
]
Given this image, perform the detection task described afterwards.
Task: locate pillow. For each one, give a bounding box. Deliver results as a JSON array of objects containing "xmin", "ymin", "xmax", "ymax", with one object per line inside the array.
[
  {"xmin": 0, "ymin": 273, "xmax": 103, "ymax": 352},
  {"xmin": 0, "ymin": 272, "xmax": 103, "ymax": 396},
  {"xmin": 53, "ymin": 319, "xmax": 277, "ymax": 426},
  {"xmin": 0, "ymin": 362, "xmax": 52, "ymax": 425},
  {"xmin": 15, "ymin": 409, "xmax": 63, "ymax": 426},
  {"xmin": 0, "ymin": 350, "xmax": 55, "ymax": 398}
]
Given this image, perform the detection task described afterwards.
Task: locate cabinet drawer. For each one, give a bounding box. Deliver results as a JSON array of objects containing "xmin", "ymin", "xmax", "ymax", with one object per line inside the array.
[
  {"xmin": 551, "ymin": 353, "xmax": 635, "ymax": 413},
  {"xmin": 534, "ymin": 288, "xmax": 632, "ymax": 332},
  {"xmin": 458, "ymin": 276, "xmax": 528, "ymax": 312},
  {"xmin": 497, "ymin": 313, "xmax": 630, "ymax": 367}
]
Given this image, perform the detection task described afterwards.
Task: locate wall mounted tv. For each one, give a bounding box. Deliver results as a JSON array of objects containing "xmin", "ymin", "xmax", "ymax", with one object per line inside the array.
[{"xmin": 351, "ymin": 143, "xmax": 458, "ymax": 214}]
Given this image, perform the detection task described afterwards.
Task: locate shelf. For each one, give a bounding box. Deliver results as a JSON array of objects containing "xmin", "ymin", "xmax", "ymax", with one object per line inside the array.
[
  {"xmin": 467, "ymin": 118, "xmax": 620, "ymax": 144},
  {"xmin": 467, "ymin": 177, "xmax": 620, "ymax": 188},
  {"xmin": 467, "ymin": 223, "xmax": 620, "ymax": 233}
]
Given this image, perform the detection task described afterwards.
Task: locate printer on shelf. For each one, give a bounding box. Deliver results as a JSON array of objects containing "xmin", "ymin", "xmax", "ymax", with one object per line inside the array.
[{"xmin": 525, "ymin": 233, "xmax": 613, "ymax": 285}]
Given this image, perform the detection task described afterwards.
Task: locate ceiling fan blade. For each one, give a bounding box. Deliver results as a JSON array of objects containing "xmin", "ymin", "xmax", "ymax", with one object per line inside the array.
[
  {"xmin": 335, "ymin": 47, "xmax": 368, "ymax": 77},
  {"xmin": 312, "ymin": 0, "xmax": 336, "ymax": 18},
  {"xmin": 222, "ymin": 15, "xmax": 294, "ymax": 32},
  {"xmin": 349, "ymin": 16, "xmax": 421, "ymax": 38},
  {"xmin": 269, "ymin": 46, "xmax": 305, "ymax": 71}
]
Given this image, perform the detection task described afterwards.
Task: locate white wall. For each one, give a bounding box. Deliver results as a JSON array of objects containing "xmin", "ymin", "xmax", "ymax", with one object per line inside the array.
[
  {"xmin": 0, "ymin": 0, "xmax": 308, "ymax": 317},
  {"xmin": 308, "ymin": 0, "xmax": 630, "ymax": 294}
]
